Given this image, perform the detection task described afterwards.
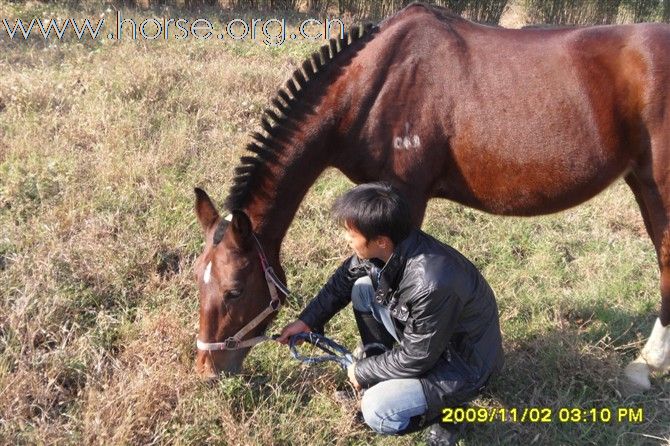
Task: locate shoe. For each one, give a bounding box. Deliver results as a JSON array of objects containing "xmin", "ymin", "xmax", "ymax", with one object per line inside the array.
[{"xmin": 424, "ymin": 421, "xmax": 465, "ymax": 446}]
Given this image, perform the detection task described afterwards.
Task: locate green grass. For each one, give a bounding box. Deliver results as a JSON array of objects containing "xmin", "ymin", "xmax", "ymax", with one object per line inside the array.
[{"xmin": 0, "ymin": 2, "xmax": 669, "ymax": 445}]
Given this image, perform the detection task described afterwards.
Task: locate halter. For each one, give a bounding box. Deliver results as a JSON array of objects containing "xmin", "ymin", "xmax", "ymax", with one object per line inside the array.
[{"xmin": 196, "ymin": 231, "xmax": 290, "ymax": 351}]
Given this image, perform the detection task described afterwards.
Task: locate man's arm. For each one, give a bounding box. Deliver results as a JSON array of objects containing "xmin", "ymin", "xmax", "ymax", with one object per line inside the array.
[
  {"xmin": 297, "ymin": 255, "xmax": 368, "ymax": 332},
  {"xmin": 353, "ymin": 286, "xmax": 463, "ymax": 388}
]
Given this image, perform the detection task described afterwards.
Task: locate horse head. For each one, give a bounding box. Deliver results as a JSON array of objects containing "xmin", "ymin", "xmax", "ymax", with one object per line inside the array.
[{"xmin": 193, "ymin": 188, "xmax": 281, "ymax": 378}]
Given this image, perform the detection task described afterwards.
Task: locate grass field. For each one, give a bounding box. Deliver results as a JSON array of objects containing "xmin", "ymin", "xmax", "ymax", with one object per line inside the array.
[{"xmin": 1, "ymin": 2, "xmax": 669, "ymax": 445}]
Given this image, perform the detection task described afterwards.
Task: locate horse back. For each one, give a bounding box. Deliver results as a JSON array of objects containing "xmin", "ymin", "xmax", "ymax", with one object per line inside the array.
[{"xmin": 336, "ymin": 4, "xmax": 670, "ymax": 215}]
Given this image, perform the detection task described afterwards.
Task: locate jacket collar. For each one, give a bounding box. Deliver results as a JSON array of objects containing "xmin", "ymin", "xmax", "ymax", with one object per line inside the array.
[{"xmin": 375, "ymin": 229, "xmax": 419, "ymax": 301}]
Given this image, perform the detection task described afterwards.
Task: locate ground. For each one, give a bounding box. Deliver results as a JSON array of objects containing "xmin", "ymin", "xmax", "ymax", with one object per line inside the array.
[{"xmin": 0, "ymin": 2, "xmax": 669, "ymax": 444}]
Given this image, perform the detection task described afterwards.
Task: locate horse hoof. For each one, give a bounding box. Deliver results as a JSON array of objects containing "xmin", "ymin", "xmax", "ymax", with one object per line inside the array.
[{"xmin": 623, "ymin": 359, "xmax": 651, "ymax": 391}]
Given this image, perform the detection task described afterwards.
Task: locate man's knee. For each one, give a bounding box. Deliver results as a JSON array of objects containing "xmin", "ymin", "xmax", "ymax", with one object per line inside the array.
[
  {"xmin": 360, "ymin": 390, "xmax": 408, "ymax": 435},
  {"xmin": 351, "ymin": 276, "xmax": 374, "ymax": 312},
  {"xmin": 360, "ymin": 380, "xmax": 425, "ymax": 435}
]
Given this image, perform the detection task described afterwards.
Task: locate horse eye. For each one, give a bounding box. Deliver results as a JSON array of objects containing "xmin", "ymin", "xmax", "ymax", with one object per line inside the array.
[{"xmin": 226, "ymin": 289, "xmax": 243, "ymax": 300}]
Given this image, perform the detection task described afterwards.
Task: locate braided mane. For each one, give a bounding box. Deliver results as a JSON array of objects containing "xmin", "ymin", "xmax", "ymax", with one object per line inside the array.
[{"xmin": 222, "ymin": 23, "xmax": 379, "ymax": 214}]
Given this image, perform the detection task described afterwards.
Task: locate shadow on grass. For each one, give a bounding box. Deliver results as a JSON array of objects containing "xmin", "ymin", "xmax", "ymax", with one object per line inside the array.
[
  {"xmin": 214, "ymin": 301, "xmax": 669, "ymax": 444},
  {"xmin": 466, "ymin": 305, "xmax": 669, "ymax": 446}
]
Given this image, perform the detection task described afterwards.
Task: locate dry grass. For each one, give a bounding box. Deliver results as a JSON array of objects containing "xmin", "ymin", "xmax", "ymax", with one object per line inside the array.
[
  {"xmin": 1, "ymin": 2, "xmax": 669, "ymax": 445},
  {"xmin": 31, "ymin": 0, "xmax": 670, "ymax": 25}
]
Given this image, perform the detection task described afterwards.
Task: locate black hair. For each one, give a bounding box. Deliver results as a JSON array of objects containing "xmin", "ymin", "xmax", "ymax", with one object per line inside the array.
[{"xmin": 332, "ymin": 182, "xmax": 412, "ymax": 245}]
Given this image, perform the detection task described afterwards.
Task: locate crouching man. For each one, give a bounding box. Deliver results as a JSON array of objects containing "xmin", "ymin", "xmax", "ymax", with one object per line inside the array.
[{"xmin": 277, "ymin": 182, "xmax": 504, "ymax": 445}]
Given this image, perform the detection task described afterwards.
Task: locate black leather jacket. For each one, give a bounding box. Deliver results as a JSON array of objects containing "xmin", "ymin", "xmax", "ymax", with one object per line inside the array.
[{"xmin": 299, "ymin": 229, "xmax": 504, "ymax": 416}]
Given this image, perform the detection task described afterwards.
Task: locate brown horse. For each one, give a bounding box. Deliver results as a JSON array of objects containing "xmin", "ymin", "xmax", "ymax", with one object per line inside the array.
[{"xmin": 193, "ymin": 2, "xmax": 670, "ymax": 389}]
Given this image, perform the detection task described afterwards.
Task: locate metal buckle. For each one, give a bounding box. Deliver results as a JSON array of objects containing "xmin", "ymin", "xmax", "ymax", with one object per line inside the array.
[
  {"xmin": 270, "ymin": 299, "xmax": 280, "ymax": 311},
  {"xmin": 223, "ymin": 338, "xmax": 239, "ymax": 350}
]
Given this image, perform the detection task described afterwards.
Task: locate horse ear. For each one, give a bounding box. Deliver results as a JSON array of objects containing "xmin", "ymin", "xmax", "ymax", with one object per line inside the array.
[
  {"xmin": 194, "ymin": 188, "xmax": 219, "ymax": 232},
  {"xmin": 228, "ymin": 210, "xmax": 253, "ymax": 250}
]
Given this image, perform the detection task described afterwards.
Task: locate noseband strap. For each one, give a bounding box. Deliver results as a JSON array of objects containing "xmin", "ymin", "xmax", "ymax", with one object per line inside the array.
[{"xmin": 196, "ymin": 234, "xmax": 288, "ymax": 351}]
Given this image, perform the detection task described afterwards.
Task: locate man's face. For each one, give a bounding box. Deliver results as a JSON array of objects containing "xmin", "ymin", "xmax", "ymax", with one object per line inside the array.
[{"xmin": 343, "ymin": 222, "xmax": 386, "ymax": 260}]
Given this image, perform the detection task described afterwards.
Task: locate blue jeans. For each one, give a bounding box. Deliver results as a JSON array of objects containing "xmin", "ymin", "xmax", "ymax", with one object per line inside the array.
[{"xmin": 351, "ymin": 277, "xmax": 428, "ymax": 435}]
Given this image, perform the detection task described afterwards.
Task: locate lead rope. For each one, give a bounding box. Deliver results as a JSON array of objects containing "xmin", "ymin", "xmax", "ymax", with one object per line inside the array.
[{"xmin": 288, "ymin": 332, "xmax": 388, "ymax": 370}]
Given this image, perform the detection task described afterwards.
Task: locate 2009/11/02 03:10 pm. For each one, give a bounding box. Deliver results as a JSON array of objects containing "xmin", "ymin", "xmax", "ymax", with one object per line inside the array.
[
  {"xmin": 442, "ymin": 406, "xmax": 645, "ymax": 424},
  {"xmin": 111, "ymin": 11, "xmax": 345, "ymax": 45}
]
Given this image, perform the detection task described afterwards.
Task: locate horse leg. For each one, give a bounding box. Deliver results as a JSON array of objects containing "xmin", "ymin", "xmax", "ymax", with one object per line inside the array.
[
  {"xmin": 409, "ymin": 197, "xmax": 428, "ymax": 227},
  {"xmin": 623, "ymin": 169, "xmax": 670, "ymax": 389},
  {"xmin": 624, "ymin": 173, "xmax": 657, "ymax": 243}
]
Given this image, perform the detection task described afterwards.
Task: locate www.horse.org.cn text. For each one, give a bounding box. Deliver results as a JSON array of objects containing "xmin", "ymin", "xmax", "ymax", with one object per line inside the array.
[{"xmin": 0, "ymin": 11, "xmax": 345, "ymax": 46}]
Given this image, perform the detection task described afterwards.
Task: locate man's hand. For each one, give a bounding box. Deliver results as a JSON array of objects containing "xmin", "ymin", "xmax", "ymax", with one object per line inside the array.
[
  {"xmin": 347, "ymin": 364, "xmax": 361, "ymax": 391},
  {"xmin": 276, "ymin": 319, "xmax": 311, "ymax": 344}
]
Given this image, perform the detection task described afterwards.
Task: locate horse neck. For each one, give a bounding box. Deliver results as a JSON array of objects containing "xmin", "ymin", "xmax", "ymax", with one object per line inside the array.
[
  {"xmin": 243, "ymin": 122, "xmax": 334, "ymax": 262},
  {"xmin": 233, "ymin": 29, "xmax": 380, "ymax": 262}
]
